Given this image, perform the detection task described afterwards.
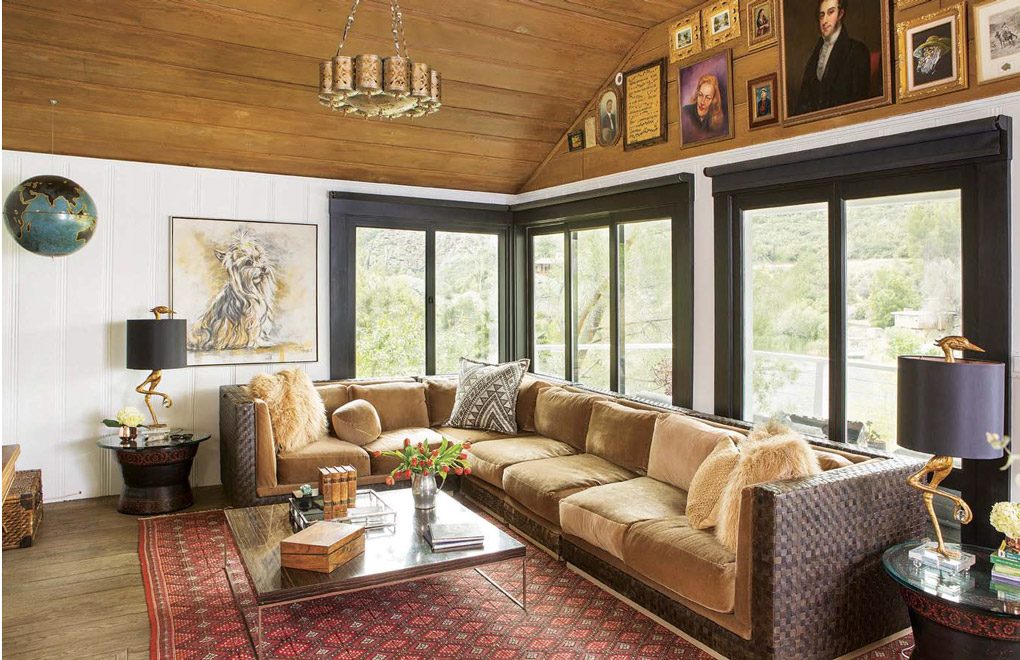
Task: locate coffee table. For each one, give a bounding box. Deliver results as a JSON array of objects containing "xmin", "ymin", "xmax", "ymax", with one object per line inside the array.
[{"xmin": 223, "ymin": 489, "xmax": 527, "ymax": 658}]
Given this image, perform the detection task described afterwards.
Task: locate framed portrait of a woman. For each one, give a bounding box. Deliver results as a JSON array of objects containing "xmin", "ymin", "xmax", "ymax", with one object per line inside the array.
[{"xmin": 678, "ymin": 50, "xmax": 735, "ymax": 148}]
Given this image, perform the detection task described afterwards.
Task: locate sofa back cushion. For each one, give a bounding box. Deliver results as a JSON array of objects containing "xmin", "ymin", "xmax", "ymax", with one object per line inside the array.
[
  {"xmin": 647, "ymin": 413, "xmax": 746, "ymax": 491},
  {"xmin": 534, "ymin": 388, "xmax": 599, "ymax": 451},
  {"xmin": 349, "ymin": 382, "xmax": 429, "ymax": 432},
  {"xmin": 585, "ymin": 401, "xmax": 658, "ymax": 473},
  {"xmin": 516, "ymin": 375, "xmax": 553, "ymax": 432},
  {"xmin": 424, "ymin": 378, "xmax": 457, "ymax": 427},
  {"xmin": 331, "ymin": 399, "xmax": 382, "ymax": 446},
  {"xmin": 317, "ymin": 383, "xmax": 351, "ymax": 436}
]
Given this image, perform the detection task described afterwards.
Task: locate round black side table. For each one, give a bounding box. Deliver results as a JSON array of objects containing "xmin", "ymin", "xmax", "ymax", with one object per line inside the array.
[
  {"xmin": 97, "ymin": 430, "xmax": 210, "ymax": 515},
  {"xmin": 883, "ymin": 540, "xmax": 1020, "ymax": 659}
]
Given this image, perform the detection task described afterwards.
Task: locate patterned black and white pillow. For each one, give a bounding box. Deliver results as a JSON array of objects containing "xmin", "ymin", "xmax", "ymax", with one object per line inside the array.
[{"xmin": 448, "ymin": 358, "xmax": 530, "ymax": 434}]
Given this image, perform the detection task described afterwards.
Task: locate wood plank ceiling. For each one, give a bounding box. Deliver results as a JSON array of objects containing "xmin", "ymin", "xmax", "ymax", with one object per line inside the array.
[{"xmin": 2, "ymin": 0, "xmax": 688, "ymax": 193}]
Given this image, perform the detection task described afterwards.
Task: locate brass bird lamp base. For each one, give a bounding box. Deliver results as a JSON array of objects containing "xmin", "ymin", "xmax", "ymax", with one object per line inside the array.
[
  {"xmin": 906, "ymin": 455, "xmax": 974, "ymax": 570},
  {"xmin": 136, "ymin": 368, "xmax": 172, "ymax": 428}
]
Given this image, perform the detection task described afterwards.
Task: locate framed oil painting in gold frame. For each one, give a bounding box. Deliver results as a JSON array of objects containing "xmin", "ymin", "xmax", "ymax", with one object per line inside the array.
[
  {"xmin": 897, "ymin": 5, "xmax": 968, "ymax": 102},
  {"xmin": 747, "ymin": 0, "xmax": 777, "ymax": 51},
  {"xmin": 703, "ymin": 0, "xmax": 741, "ymax": 49},
  {"xmin": 669, "ymin": 11, "xmax": 703, "ymax": 63}
]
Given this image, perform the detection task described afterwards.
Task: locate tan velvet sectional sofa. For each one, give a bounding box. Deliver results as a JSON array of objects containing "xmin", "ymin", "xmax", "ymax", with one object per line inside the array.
[{"xmin": 220, "ymin": 375, "xmax": 926, "ymax": 660}]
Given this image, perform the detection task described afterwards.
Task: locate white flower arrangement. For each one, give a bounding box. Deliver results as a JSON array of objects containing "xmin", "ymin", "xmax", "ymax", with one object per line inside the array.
[
  {"xmin": 990, "ymin": 502, "xmax": 1020, "ymax": 540},
  {"xmin": 102, "ymin": 406, "xmax": 147, "ymax": 428}
]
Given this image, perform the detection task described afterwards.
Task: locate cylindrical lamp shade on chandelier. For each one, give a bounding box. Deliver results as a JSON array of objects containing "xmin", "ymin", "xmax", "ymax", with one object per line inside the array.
[{"xmin": 318, "ymin": 0, "xmax": 441, "ymax": 119}]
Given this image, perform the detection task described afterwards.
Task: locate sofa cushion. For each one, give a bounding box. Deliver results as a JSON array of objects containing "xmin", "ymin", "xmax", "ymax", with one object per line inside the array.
[
  {"xmin": 685, "ymin": 438, "xmax": 741, "ymax": 530},
  {"xmin": 254, "ymin": 399, "xmax": 277, "ymax": 490},
  {"xmin": 502, "ymin": 454, "xmax": 635, "ymax": 525},
  {"xmin": 331, "ymin": 399, "xmax": 382, "ymax": 447},
  {"xmin": 516, "ymin": 376, "xmax": 553, "ymax": 432},
  {"xmin": 623, "ymin": 517, "xmax": 737, "ymax": 613},
  {"xmin": 276, "ymin": 435, "xmax": 371, "ymax": 485},
  {"xmin": 534, "ymin": 388, "xmax": 599, "ymax": 451},
  {"xmin": 363, "ymin": 428, "xmax": 444, "ymax": 474},
  {"xmin": 585, "ymin": 401, "xmax": 658, "ymax": 474},
  {"xmin": 248, "ymin": 369, "xmax": 326, "ymax": 452},
  {"xmin": 349, "ymin": 382, "xmax": 429, "ymax": 431},
  {"xmin": 448, "ymin": 358, "xmax": 529, "ymax": 434},
  {"xmin": 647, "ymin": 413, "xmax": 746, "ymax": 492},
  {"xmin": 317, "ymin": 383, "xmax": 351, "ymax": 434},
  {"xmin": 433, "ymin": 426, "xmax": 522, "ymax": 444},
  {"xmin": 559, "ymin": 477, "xmax": 687, "ymax": 559},
  {"xmin": 424, "ymin": 378, "xmax": 458, "ymax": 427},
  {"xmin": 467, "ymin": 436, "xmax": 577, "ymax": 489}
]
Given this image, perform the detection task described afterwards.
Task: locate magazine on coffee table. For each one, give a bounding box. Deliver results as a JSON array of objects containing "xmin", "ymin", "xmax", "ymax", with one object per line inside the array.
[{"xmin": 425, "ymin": 522, "xmax": 484, "ymax": 552}]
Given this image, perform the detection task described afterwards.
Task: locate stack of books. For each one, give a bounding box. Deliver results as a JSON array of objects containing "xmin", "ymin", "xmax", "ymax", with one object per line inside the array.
[
  {"xmin": 990, "ymin": 541, "xmax": 1020, "ymax": 602},
  {"xmin": 425, "ymin": 523, "xmax": 484, "ymax": 552},
  {"xmin": 319, "ymin": 465, "xmax": 358, "ymax": 520}
]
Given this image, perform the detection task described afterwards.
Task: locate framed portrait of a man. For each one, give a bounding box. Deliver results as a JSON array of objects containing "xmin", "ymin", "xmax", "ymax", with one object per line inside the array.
[
  {"xmin": 973, "ymin": 0, "xmax": 1020, "ymax": 84},
  {"xmin": 897, "ymin": 5, "xmax": 967, "ymax": 102},
  {"xmin": 779, "ymin": 0, "xmax": 891, "ymax": 125},
  {"xmin": 748, "ymin": 73, "xmax": 780, "ymax": 129},
  {"xmin": 678, "ymin": 50, "xmax": 734, "ymax": 148},
  {"xmin": 596, "ymin": 88, "xmax": 622, "ymax": 147}
]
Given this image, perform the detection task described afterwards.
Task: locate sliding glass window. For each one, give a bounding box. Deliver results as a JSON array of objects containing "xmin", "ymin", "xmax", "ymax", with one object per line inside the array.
[
  {"xmin": 435, "ymin": 231, "xmax": 501, "ymax": 374},
  {"xmin": 532, "ymin": 233, "xmax": 566, "ymax": 378}
]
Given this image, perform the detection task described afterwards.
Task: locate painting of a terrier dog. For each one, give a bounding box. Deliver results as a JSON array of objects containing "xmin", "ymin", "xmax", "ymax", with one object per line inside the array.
[{"xmin": 171, "ymin": 217, "xmax": 317, "ymax": 366}]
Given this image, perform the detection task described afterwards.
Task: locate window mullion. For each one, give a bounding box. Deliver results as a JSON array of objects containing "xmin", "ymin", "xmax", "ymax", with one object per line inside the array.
[
  {"xmin": 425, "ymin": 228, "xmax": 436, "ymax": 376},
  {"xmin": 565, "ymin": 230, "xmax": 575, "ymax": 382},
  {"xmin": 828, "ymin": 186, "xmax": 847, "ymax": 443},
  {"xmin": 609, "ymin": 219, "xmax": 620, "ymax": 392}
]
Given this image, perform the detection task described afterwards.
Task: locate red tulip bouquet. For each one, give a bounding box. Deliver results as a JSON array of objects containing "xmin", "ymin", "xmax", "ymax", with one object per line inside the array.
[{"xmin": 372, "ymin": 436, "xmax": 472, "ymax": 486}]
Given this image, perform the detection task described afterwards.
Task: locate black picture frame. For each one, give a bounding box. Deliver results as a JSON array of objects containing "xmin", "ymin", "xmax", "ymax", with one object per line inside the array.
[{"xmin": 623, "ymin": 58, "xmax": 668, "ymax": 151}]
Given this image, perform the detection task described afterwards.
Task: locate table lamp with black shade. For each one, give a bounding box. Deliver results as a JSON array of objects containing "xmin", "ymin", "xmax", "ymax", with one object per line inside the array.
[
  {"xmin": 126, "ymin": 306, "xmax": 187, "ymax": 428},
  {"xmin": 898, "ymin": 336, "xmax": 1004, "ymax": 573}
]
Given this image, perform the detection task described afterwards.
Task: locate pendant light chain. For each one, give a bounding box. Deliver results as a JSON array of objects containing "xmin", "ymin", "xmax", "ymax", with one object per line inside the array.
[
  {"xmin": 336, "ymin": 0, "xmax": 362, "ymax": 56},
  {"xmin": 390, "ymin": 0, "xmax": 408, "ymax": 59}
]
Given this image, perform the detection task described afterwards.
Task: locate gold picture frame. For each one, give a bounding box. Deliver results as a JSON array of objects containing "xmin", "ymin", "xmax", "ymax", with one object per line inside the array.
[
  {"xmin": 973, "ymin": 0, "xmax": 1020, "ymax": 85},
  {"xmin": 747, "ymin": 0, "xmax": 777, "ymax": 51},
  {"xmin": 669, "ymin": 10, "xmax": 703, "ymax": 63},
  {"xmin": 702, "ymin": 0, "xmax": 741, "ymax": 50},
  {"xmin": 897, "ymin": 5, "xmax": 968, "ymax": 102},
  {"xmin": 896, "ymin": 0, "xmax": 928, "ymax": 9}
]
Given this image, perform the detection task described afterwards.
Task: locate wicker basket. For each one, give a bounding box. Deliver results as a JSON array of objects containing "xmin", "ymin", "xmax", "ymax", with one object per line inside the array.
[{"xmin": 3, "ymin": 469, "xmax": 42, "ymax": 549}]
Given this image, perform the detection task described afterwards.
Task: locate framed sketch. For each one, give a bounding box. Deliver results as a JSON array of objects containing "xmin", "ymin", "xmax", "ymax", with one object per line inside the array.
[
  {"xmin": 897, "ymin": 5, "xmax": 968, "ymax": 102},
  {"xmin": 748, "ymin": 73, "xmax": 780, "ymax": 129},
  {"xmin": 596, "ymin": 87, "xmax": 622, "ymax": 147},
  {"xmin": 669, "ymin": 11, "xmax": 703, "ymax": 63},
  {"xmin": 973, "ymin": 0, "xmax": 1020, "ymax": 84},
  {"xmin": 567, "ymin": 129, "xmax": 585, "ymax": 152},
  {"xmin": 623, "ymin": 59, "xmax": 667, "ymax": 151},
  {"xmin": 703, "ymin": 0, "xmax": 741, "ymax": 49},
  {"xmin": 170, "ymin": 217, "xmax": 318, "ymax": 366},
  {"xmin": 584, "ymin": 115, "xmax": 597, "ymax": 148},
  {"xmin": 678, "ymin": 50, "xmax": 735, "ymax": 148},
  {"xmin": 747, "ymin": 0, "xmax": 777, "ymax": 51},
  {"xmin": 779, "ymin": 0, "xmax": 892, "ymax": 126}
]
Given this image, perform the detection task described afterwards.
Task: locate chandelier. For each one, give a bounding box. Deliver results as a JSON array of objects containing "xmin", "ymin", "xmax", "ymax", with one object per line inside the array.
[{"xmin": 318, "ymin": 0, "xmax": 441, "ymax": 119}]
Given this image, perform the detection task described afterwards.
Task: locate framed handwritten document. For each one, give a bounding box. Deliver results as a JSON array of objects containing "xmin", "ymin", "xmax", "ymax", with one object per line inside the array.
[{"xmin": 623, "ymin": 59, "xmax": 667, "ymax": 151}]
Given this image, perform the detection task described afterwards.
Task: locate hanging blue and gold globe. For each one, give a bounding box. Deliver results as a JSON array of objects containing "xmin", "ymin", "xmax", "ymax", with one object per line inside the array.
[{"xmin": 3, "ymin": 175, "xmax": 97, "ymax": 256}]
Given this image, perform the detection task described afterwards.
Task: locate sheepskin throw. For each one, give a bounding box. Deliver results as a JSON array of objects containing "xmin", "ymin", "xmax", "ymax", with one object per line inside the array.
[
  {"xmin": 715, "ymin": 431, "xmax": 821, "ymax": 551},
  {"xmin": 248, "ymin": 369, "xmax": 325, "ymax": 453},
  {"xmin": 448, "ymin": 358, "xmax": 529, "ymax": 434},
  {"xmin": 685, "ymin": 438, "xmax": 741, "ymax": 530},
  {"xmin": 331, "ymin": 399, "xmax": 382, "ymax": 447}
]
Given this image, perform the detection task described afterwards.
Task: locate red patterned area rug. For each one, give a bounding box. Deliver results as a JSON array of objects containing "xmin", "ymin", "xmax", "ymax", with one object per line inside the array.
[{"xmin": 139, "ymin": 509, "xmax": 912, "ymax": 659}]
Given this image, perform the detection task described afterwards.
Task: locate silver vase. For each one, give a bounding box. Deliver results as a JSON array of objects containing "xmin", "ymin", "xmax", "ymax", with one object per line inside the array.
[{"xmin": 411, "ymin": 472, "xmax": 437, "ymax": 510}]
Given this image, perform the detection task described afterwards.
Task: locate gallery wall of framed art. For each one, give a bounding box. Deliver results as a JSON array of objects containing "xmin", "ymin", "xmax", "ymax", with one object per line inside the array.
[{"xmin": 534, "ymin": 0, "xmax": 1020, "ymax": 192}]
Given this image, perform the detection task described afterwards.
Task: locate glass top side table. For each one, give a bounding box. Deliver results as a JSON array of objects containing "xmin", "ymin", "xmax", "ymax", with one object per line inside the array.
[{"xmin": 96, "ymin": 429, "xmax": 210, "ymax": 515}]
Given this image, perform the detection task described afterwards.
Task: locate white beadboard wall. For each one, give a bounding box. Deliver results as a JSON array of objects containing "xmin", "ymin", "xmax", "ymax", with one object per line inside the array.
[
  {"xmin": 0, "ymin": 152, "xmax": 511, "ymax": 502},
  {"xmin": 4, "ymin": 90, "xmax": 1020, "ymax": 502}
]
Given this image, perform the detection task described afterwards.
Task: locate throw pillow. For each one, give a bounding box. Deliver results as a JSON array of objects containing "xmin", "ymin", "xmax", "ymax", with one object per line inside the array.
[
  {"xmin": 815, "ymin": 449, "xmax": 854, "ymax": 471},
  {"xmin": 448, "ymin": 358, "xmax": 530, "ymax": 434},
  {"xmin": 715, "ymin": 432, "xmax": 821, "ymax": 551},
  {"xmin": 685, "ymin": 437, "xmax": 741, "ymax": 530},
  {"xmin": 248, "ymin": 369, "xmax": 325, "ymax": 453},
  {"xmin": 331, "ymin": 399, "xmax": 382, "ymax": 446}
]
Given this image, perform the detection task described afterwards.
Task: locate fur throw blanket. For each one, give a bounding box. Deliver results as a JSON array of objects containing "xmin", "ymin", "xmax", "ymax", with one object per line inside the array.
[
  {"xmin": 716, "ymin": 423, "xmax": 821, "ymax": 552},
  {"xmin": 248, "ymin": 369, "xmax": 325, "ymax": 453}
]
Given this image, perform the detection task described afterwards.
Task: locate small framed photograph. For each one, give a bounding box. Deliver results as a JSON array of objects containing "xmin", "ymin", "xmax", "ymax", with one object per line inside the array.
[
  {"xmin": 596, "ymin": 87, "xmax": 622, "ymax": 147},
  {"xmin": 973, "ymin": 0, "xmax": 1020, "ymax": 84},
  {"xmin": 703, "ymin": 0, "xmax": 741, "ymax": 50},
  {"xmin": 623, "ymin": 59, "xmax": 668, "ymax": 151},
  {"xmin": 567, "ymin": 129, "xmax": 585, "ymax": 152},
  {"xmin": 747, "ymin": 0, "xmax": 777, "ymax": 51},
  {"xmin": 584, "ymin": 115, "xmax": 597, "ymax": 148},
  {"xmin": 678, "ymin": 50, "xmax": 735, "ymax": 148},
  {"xmin": 669, "ymin": 11, "xmax": 703, "ymax": 63},
  {"xmin": 747, "ymin": 73, "xmax": 780, "ymax": 129},
  {"xmin": 897, "ymin": 5, "xmax": 968, "ymax": 102}
]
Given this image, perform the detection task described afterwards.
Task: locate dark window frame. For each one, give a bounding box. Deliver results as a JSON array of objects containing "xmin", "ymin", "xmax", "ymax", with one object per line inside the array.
[
  {"xmin": 329, "ymin": 193, "xmax": 512, "ymax": 379},
  {"xmin": 512, "ymin": 176, "xmax": 694, "ymax": 408},
  {"xmin": 708, "ymin": 117, "xmax": 1012, "ymax": 547}
]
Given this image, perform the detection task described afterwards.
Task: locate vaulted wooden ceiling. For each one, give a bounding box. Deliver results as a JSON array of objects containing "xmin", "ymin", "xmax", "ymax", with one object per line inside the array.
[{"xmin": 2, "ymin": 0, "xmax": 688, "ymax": 193}]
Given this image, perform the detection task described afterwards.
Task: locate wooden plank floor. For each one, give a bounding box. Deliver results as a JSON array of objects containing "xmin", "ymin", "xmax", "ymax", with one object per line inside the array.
[{"xmin": 2, "ymin": 486, "xmax": 227, "ymax": 660}]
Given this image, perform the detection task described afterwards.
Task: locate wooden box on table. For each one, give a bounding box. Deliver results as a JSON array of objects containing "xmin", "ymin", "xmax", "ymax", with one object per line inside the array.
[{"xmin": 280, "ymin": 520, "xmax": 365, "ymax": 573}]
